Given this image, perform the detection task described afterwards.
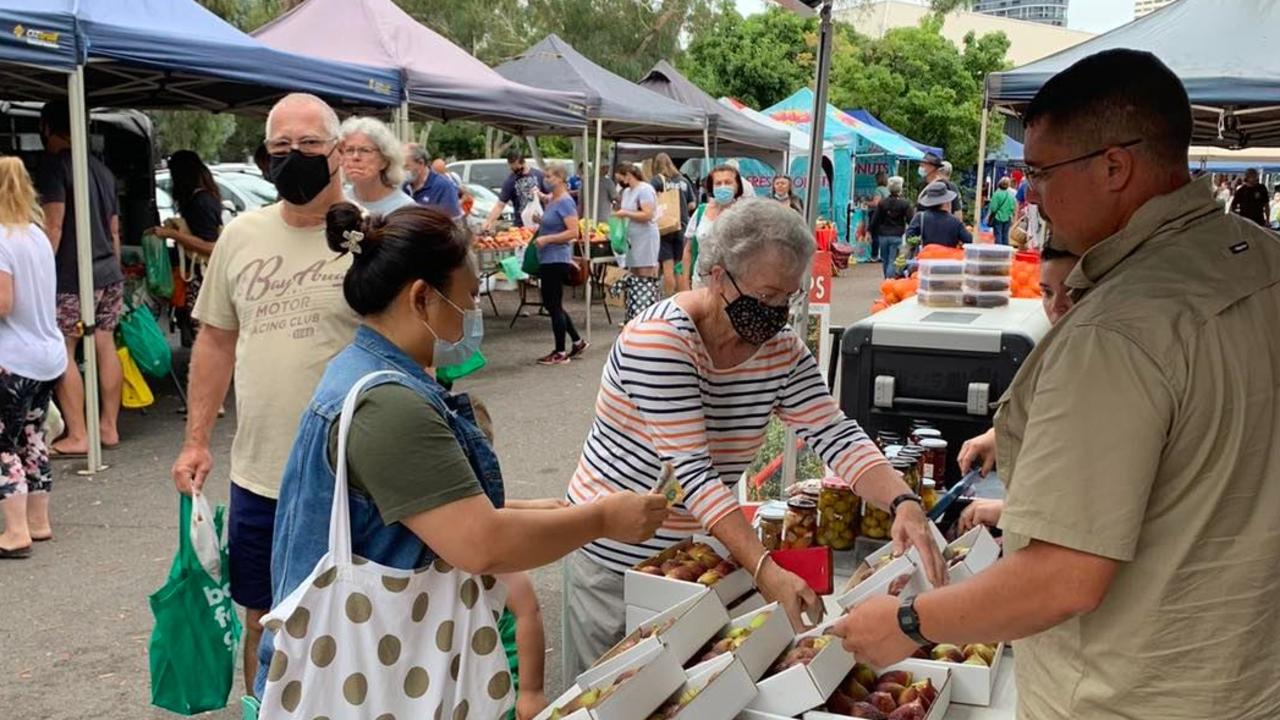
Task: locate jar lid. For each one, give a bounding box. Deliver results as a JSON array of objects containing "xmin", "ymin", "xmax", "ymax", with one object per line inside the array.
[
  {"xmin": 899, "ymin": 445, "xmax": 924, "ymax": 457},
  {"xmin": 913, "ymin": 428, "xmax": 943, "ymax": 440},
  {"xmin": 822, "ymin": 476, "xmax": 848, "ymax": 490},
  {"xmin": 787, "ymin": 496, "xmax": 817, "ymax": 510},
  {"xmin": 920, "ymin": 438, "xmax": 949, "ymax": 449},
  {"xmin": 890, "ymin": 457, "xmax": 917, "ymax": 470},
  {"xmin": 922, "ymin": 479, "xmax": 936, "ymax": 489},
  {"xmin": 759, "ymin": 500, "xmax": 788, "ymax": 520}
]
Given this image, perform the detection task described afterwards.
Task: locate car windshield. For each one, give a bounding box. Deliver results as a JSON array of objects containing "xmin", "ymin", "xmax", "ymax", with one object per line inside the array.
[
  {"xmin": 466, "ymin": 183, "xmax": 499, "ymax": 202},
  {"xmin": 469, "ymin": 163, "xmax": 508, "ymax": 193},
  {"xmin": 218, "ymin": 172, "xmax": 278, "ymax": 205}
]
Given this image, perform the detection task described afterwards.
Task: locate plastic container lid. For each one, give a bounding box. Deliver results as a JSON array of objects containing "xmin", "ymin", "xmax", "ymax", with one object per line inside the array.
[
  {"xmin": 964, "ymin": 260, "xmax": 1013, "ymax": 276},
  {"xmin": 917, "ymin": 259, "xmax": 965, "ymax": 276},
  {"xmin": 918, "ymin": 290, "xmax": 965, "ymax": 307},
  {"xmin": 758, "ymin": 500, "xmax": 788, "ymax": 521},
  {"xmin": 964, "ymin": 243, "xmax": 1016, "ymax": 261},
  {"xmin": 919, "ymin": 276, "xmax": 964, "ymax": 292},
  {"xmin": 963, "ymin": 276, "xmax": 1012, "ymax": 292},
  {"xmin": 963, "ymin": 291, "xmax": 1012, "ymax": 308}
]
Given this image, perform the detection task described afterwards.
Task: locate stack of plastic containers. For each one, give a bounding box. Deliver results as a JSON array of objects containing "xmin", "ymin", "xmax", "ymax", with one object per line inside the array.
[
  {"xmin": 917, "ymin": 258, "xmax": 965, "ymax": 307},
  {"xmin": 963, "ymin": 243, "xmax": 1014, "ymax": 307}
]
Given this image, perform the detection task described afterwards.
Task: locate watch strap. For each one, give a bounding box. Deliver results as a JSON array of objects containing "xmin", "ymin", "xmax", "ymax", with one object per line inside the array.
[
  {"xmin": 890, "ymin": 492, "xmax": 924, "ymax": 518},
  {"xmin": 897, "ymin": 595, "xmax": 931, "ymax": 646}
]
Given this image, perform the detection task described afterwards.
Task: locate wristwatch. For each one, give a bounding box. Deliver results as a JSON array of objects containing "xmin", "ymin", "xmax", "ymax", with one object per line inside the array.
[
  {"xmin": 897, "ymin": 595, "xmax": 931, "ymax": 646},
  {"xmin": 890, "ymin": 492, "xmax": 924, "ymax": 518}
]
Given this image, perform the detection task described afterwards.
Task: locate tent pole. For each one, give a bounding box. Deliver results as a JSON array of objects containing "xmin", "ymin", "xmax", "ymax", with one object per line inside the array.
[
  {"xmin": 68, "ymin": 67, "xmax": 103, "ymax": 475},
  {"xmin": 582, "ymin": 124, "xmax": 591, "ymax": 340},
  {"xmin": 399, "ymin": 99, "xmax": 411, "ymax": 143},
  {"xmin": 974, "ymin": 90, "xmax": 991, "ymax": 229},
  {"xmin": 702, "ymin": 124, "xmax": 710, "ymax": 177},
  {"xmin": 590, "ymin": 119, "xmax": 603, "ymax": 343}
]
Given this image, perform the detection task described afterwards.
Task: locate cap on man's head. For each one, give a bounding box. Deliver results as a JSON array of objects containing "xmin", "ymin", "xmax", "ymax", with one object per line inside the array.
[
  {"xmin": 40, "ymin": 100, "xmax": 72, "ymax": 137},
  {"xmin": 918, "ymin": 180, "xmax": 958, "ymax": 208},
  {"xmin": 921, "ymin": 151, "xmax": 944, "ymax": 168}
]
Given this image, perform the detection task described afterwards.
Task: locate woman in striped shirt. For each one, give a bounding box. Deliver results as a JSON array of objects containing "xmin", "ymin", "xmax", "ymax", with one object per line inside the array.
[{"xmin": 561, "ymin": 199, "xmax": 948, "ymax": 679}]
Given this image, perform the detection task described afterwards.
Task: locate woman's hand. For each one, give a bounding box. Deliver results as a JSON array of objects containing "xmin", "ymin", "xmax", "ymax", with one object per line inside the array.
[
  {"xmin": 958, "ymin": 499, "xmax": 1004, "ymax": 534},
  {"xmin": 150, "ymin": 225, "xmax": 175, "ymax": 239},
  {"xmin": 516, "ymin": 689, "xmax": 549, "ymax": 720},
  {"xmin": 612, "ymin": 208, "xmax": 628, "ymax": 219},
  {"xmin": 756, "ymin": 558, "xmax": 824, "ymax": 632},
  {"xmin": 596, "ymin": 492, "xmax": 668, "ymax": 543},
  {"xmin": 891, "ymin": 501, "xmax": 947, "ymax": 588},
  {"xmin": 957, "ymin": 428, "xmax": 997, "ymax": 476}
]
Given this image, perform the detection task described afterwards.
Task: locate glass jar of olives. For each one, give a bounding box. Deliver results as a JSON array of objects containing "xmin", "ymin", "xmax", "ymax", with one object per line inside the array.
[
  {"xmin": 920, "ymin": 479, "xmax": 939, "ymax": 513},
  {"xmin": 893, "ymin": 455, "xmax": 922, "ymax": 493},
  {"xmin": 783, "ymin": 496, "xmax": 818, "ymax": 549},
  {"xmin": 818, "ymin": 477, "xmax": 857, "ymax": 551},
  {"xmin": 874, "ymin": 430, "xmax": 902, "ymax": 451},
  {"xmin": 757, "ymin": 501, "xmax": 787, "ymax": 551}
]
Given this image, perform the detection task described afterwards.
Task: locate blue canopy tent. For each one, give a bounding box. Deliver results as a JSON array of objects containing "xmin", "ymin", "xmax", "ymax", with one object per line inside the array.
[
  {"xmin": 0, "ymin": 0, "xmax": 401, "ymax": 471},
  {"xmin": 765, "ymin": 89, "xmax": 923, "ymax": 241},
  {"xmin": 844, "ymin": 108, "xmax": 943, "ymax": 158}
]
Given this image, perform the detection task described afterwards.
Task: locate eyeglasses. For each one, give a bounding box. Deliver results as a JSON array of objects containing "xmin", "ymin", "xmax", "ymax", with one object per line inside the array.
[
  {"xmin": 1024, "ymin": 139, "xmax": 1142, "ymax": 187},
  {"xmin": 725, "ymin": 269, "xmax": 803, "ymax": 308},
  {"xmin": 340, "ymin": 146, "xmax": 381, "ymax": 159},
  {"xmin": 265, "ymin": 136, "xmax": 336, "ymax": 157}
]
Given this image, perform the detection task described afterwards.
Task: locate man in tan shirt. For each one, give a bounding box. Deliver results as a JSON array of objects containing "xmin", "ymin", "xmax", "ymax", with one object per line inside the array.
[
  {"xmin": 835, "ymin": 49, "xmax": 1280, "ymax": 719},
  {"xmin": 170, "ymin": 93, "xmax": 358, "ymax": 689}
]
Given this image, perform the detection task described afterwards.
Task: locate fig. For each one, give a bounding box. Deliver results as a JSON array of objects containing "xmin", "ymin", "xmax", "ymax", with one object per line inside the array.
[
  {"xmin": 852, "ymin": 663, "xmax": 878, "ymax": 690},
  {"xmin": 710, "ymin": 637, "xmax": 734, "ymax": 654},
  {"xmin": 842, "ymin": 678, "xmax": 870, "ymax": 701},
  {"xmin": 912, "ymin": 679, "xmax": 938, "ymax": 708},
  {"xmin": 876, "ymin": 670, "xmax": 912, "ymax": 687},
  {"xmin": 696, "ymin": 569, "xmax": 722, "ymax": 586},
  {"xmin": 637, "ymin": 565, "xmax": 663, "ymax": 576},
  {"xmin": 887, "ymin": 573, "xmax": 913, "ymax": 596},
  {"xmin": 964, "ymin": 654, "xmax": 989, "ymax": 666},
  {"xmin": 727, "ymin": 627, "xmax": 750, "ymax": 640},
  {"xmin": 930, "ymin": 644, "xmax": 964, "ymax": 664},
  {"xmin": 963, "ymin": 643, "xmax": 996, "ymax": 665},
  {"xmin": 660, "ymin": 559, "xmax": 681, "ymax": 574},
  {"xmin": 875, "ymin": 682, "xmax": 907, "ymax": 699},
  {"xmin": 827, "ymin": 690, "xmax": 858, "ymax": 715},
  {"xmin": 666, "ymin": 565, "xmax": 701, "ymax": 583},
  {"xmin": 748, "ymin": 612, "xmax": 770, "ymax": 630},
  {"xmin": 714, "ymin": 560, "xmax": 738, "ymax": 576},
  {"xmin": 848, "ymin": 702, "xmax": 888, "ymax": 720},
  {"xmin": 868, "ymin": 691, "xmax": 897, "ymax": 714},
  {"xmin": 912, "ymin": 646, "xmax": 930, "ymax": 659},
  {"xmin": 888, "ymin": 701, "xmax": 926, "ymax": 720},
  {"xmin": 897, "ymin": 685, "xmax": 919, "ymax": 706}
]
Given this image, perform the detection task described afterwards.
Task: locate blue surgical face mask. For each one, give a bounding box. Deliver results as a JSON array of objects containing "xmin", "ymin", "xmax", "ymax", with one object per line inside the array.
[
  {"xmin": 713, "ymin": 186, "xmax": 736, "ymax": 205},
  {"xmin": 423, "ymin": 290, "xmax": 484, "ymax": 368}
]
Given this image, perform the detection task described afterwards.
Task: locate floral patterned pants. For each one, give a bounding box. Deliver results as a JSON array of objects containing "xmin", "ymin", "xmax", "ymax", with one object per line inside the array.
[{"xmin": 0, "ymin": 368, "xmax": 57, "ymax": 499}]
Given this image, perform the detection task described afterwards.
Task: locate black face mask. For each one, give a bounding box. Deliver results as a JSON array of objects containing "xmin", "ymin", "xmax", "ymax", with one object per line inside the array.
[
  {"xmin": 269, "ymin": 149, "xmax": 335, "ymax": 206},
  {"xmin": 722, "ymin": 270, "xmax": 791, "ymax": 346}
]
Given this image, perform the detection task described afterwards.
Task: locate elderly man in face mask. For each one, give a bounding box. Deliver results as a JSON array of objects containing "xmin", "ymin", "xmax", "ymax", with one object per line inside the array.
[
  {"xmin": 834, "ymin": 49, "xmax": 1280, "ymax": 720},
  {"xmin": 402, "ymin": 143, "xmax": 462, "ymax": 220},
  {"xmin": 916, "ymin": 152, "xmax": 964, "ymax": 221}
]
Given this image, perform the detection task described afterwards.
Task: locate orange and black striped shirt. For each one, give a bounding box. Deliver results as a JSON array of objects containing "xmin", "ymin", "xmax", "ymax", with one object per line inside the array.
[{"xmin": 567, "ymin": 299, "xmax": 888, "ymax": 573}]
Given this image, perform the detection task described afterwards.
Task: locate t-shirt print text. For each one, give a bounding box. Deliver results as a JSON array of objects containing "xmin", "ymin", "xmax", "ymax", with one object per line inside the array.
[{"xmin": 233, "ymin": 254, "xmax": 346, "ymax": 340}]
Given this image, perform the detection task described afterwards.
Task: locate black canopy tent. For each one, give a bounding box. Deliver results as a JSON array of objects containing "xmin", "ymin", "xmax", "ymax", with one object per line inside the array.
[{"xmin": 976, "ymin": 0, "xmax": 1280, "ymax": 214}]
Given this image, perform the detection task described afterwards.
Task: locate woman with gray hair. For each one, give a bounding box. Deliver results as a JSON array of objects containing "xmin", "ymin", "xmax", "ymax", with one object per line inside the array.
[
  {"xmin": 868, "ymin": 175, "xmax": 913, "ymax": 278},
  {"xmin": 338, "ymin": 116, "xmax": 415, "ymax": 216},
  {"xmin": 559, "ymin": 198, "xmax": 947, "ymax": 680}
]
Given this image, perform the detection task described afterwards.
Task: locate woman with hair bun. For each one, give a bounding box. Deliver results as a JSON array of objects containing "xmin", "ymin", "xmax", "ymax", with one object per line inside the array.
[{"xmin": 255, "ymin": 202, "xmax": 667, "ymax": 716}]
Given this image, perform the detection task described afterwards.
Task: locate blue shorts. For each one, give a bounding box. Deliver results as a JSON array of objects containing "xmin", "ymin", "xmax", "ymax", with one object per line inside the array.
[{"xmin": 228, "ymin": 482, "xmax": 277, "ymax": 610}]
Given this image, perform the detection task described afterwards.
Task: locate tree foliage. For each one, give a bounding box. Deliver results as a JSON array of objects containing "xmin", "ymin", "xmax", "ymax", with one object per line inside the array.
[{"xmin": 680, "ymin": 7, "xmax": 819, "ymax": 110}]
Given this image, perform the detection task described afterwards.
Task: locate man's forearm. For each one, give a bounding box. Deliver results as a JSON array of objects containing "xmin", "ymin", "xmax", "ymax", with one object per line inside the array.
[
  {"xmin": 914, "ymin": 541, "xmax": 1115, "ymax": 645},
  {"xmin": 183, "ymin": 326, "xmax": 236, "ymax": 447}
]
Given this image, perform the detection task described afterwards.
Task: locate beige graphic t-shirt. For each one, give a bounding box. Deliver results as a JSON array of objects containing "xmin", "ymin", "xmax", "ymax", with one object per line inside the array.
[{"xmin": 194, "ymin": 204, "xmax": 358, "ymax": 499}]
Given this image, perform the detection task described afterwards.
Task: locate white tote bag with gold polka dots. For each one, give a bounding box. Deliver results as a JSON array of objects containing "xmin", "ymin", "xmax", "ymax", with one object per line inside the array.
[{"xmin": 259, "ymin": 372, "xmax": 514, "ymax": 720}]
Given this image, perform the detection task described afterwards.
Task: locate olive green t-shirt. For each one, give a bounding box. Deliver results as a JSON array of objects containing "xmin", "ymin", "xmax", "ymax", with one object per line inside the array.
[{"xmin": 327, "ymin": 384, "xmax": 482, "ymax": 525}]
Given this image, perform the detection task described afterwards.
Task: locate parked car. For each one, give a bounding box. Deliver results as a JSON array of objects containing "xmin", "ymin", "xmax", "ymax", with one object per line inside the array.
[
  {"xmin": 154, "ymin": 169, "xmax": 271, "ymax": 225},
  {"xmin": 448, "ymin": 157, "xmax": 574, "ymax": 195},
  {"xmin": 463, "ymin": 182, "xmax": 512, "ymax": 232}
]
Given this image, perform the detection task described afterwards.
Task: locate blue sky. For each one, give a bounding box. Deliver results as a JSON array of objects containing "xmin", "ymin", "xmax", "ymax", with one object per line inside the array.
[{"xmin": 732, "ymin": 0, "xmax": 1133, "ymax": 34}]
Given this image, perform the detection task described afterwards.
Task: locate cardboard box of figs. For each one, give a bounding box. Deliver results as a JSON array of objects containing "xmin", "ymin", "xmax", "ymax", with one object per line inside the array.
[
  {"xmin": 835, "ymin": 556, "xmax": 926, "ymax": 611},
  {"xmin": 745, "ymin": 620, "xmax": 856, "ymax": 717},
  {"xmin": 586, "ymin": 589, "xmax": 729, "ymax": 678},
  {"xmin": 895, "ymin": 641, "xmax": 1004, "ymax": 706},
  {"xmin": 535, "ymin": 641, "xmax": 685, "ymax": 720},
  {"xmin": 941, "ymin": 526, "xmax": 1001, "ymax": 583},
  {"xmin": 805, "ymin": 661, "xmax": 952, "ymax": 720},
  {"xmin": 648, "ymin": 653, "xmax": 758, "ymax": 720},
  {"xmin": 625, "ymin": 538, "xmax": 754, "ymax": 612},
  {"xmin": 684, "ymin": 602, "xmax": 793, "ymax": 682}
]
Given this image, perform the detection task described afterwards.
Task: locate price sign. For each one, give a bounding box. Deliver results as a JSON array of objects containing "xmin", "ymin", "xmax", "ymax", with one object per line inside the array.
[{"xmin": 809, "ymin": 251, "xmax": 833, "ymax": 305}]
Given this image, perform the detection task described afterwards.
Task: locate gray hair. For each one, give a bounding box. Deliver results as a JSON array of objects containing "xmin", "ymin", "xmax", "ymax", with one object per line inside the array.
[
  {"xmin": 404, "ymin": 142, "xmax": 430, "ymax": 166},
  {"xmin": 700, "ymin": 198, "xmax": 814, "ymax": 282},
  {"xmin": 265, "ymin": 93, "xmax": 340, "ymax": 141},
  {"xmin": 887, "ymin": 175, "xmax": 904, "ymax": 194},
  {"xmin": 939, "ymin": 161, "xmax": 953, "ymax": 178},
  {"xmin": 339, "ymin": 115, "xmax": 405, "ymax": 188},
  {"xmin": 544, "ymin": 161, "xmax": 569, "ymax": 181}
]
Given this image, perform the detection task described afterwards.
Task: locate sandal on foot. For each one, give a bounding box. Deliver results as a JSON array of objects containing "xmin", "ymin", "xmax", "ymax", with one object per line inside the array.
[{"xmin": 0, "ymin": 545, "xmax": 33, "ymax": 559}]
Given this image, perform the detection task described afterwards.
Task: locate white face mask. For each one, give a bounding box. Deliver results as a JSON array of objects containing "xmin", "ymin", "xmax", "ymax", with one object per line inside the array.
[{"xmin": 421, "ymin": 290, "xmax": 483, "ymax": 368}]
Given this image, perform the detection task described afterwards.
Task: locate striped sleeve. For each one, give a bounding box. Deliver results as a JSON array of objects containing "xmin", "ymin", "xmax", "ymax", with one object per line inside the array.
[
  {"xmin": 775, "ymin": 337, "xmax": 890, "ymax": 488},
  {"xmin": 609, "ymin": 319, "xmax": 740, "ymax": 529}
]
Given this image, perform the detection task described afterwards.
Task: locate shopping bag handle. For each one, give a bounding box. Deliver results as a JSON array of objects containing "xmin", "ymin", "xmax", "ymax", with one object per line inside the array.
[{"xmin": 330, "ymin": 371, "xmax": 404, "ymax": 563}]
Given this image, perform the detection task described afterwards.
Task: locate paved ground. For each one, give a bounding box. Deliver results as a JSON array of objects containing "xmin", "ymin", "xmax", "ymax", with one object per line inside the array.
[{"xmin": 0, "ymin": 264, "xmax": 884, "ymax": 718}]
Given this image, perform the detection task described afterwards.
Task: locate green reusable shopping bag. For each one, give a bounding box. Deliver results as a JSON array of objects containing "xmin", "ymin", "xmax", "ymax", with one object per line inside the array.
[
  {"xmin": 608, "ymin": 216, "xmax": 629, "ymax": 255},
  {"xmin": 499, "ymin": 254, "xmax": 528, "ymax": 281},
  {"xmin": 436, "ymin": 349, "xmax": 487, "ymax": 384},
  {"xmin": 521, "ymin": 236, "xmax": 541, "ymax": 277},
  {"xmin": 148, "ymin": 493, "xmax": 242, "ymax": 715},
  {"xmin": 141, "ymin": 232, "xmax": 174, "ymax": 299},
  {"xmin": 117, "ymin": 304, "xmax": 172, "ymax": 378}
]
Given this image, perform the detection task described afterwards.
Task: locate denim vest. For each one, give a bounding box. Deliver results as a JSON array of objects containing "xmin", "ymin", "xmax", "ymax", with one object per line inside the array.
[{"xmin": 254, "ymin": 324, "xmax": 504, "ymax": 696}]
